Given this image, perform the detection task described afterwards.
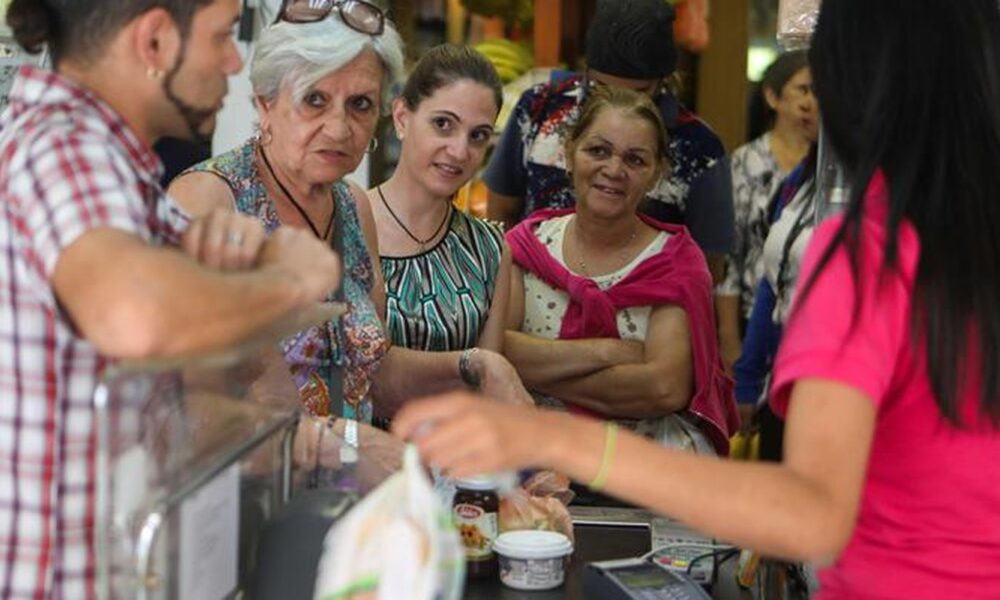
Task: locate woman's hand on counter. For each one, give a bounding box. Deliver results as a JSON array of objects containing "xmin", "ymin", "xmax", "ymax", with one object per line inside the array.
[{"xmin": 293, "ymin": 416, "xmax": 404, "ymax": 489}]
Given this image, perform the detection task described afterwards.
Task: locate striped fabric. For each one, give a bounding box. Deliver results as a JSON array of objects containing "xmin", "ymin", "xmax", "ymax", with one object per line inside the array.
[{"xmin": 381, "ymin": 211, "xmax": 503, "ymax": 351}]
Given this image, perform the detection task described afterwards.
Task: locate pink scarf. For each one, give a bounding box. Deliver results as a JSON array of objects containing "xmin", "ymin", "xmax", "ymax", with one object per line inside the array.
[{"xmin": 506, "ymin": 208, "xmax": 738, "ymax": 454}]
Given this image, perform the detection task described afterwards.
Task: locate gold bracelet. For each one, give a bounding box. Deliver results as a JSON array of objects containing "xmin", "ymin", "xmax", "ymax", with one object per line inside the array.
[{"xmin": 588, "ymin": 421, "xmax": 619, "ymax": 491}]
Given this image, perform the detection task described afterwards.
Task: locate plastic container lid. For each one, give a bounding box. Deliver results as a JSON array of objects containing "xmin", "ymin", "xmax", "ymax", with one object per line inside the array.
[
  {"xmin": 493, "ymin": 531, "xmax": 574, "ymax": 560},
  {"xmin": 455, "ymin": 476, "xmax": 497, "ymax": 491}
]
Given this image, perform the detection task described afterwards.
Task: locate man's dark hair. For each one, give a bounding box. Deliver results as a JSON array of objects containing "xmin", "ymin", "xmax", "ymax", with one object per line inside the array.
[{"xmin": 7, "ymin": 0, "xmax": 214, "ymax": 65}]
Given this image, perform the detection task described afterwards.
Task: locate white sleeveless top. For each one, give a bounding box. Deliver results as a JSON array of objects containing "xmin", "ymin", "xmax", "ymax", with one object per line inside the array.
[{"xmin": 522, "ymin": 214, "xmax": 669, "ymax": 341}]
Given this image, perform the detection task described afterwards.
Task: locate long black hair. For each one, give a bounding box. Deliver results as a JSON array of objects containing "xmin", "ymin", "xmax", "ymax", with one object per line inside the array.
[{"xmin": 802, "ymin": 0, "xmax": 1000, "ymax": 425}]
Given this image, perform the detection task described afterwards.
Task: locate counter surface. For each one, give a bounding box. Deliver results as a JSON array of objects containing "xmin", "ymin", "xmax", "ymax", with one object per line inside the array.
[{"xmin": 463, "ymin": 522, "xmax": 754, "ymax": 600}]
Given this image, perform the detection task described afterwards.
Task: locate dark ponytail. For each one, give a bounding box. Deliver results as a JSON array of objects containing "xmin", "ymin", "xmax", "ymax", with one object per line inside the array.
[
  {"xmin": 400, "ymin": 44, "xmax": 503, "ymax": 114},
  {"xmin": 6, "ymin": 0, "xmax": 58, "ymax": 55}
]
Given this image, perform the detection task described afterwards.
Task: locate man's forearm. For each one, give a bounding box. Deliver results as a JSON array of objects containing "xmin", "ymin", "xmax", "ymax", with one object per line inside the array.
[
  {"xmin": 66, "ymin": 243, "xmax": 308, "ymax": 358},
  {"xmin": 133, "ymin": 253, "xmax": 309, "ymax": 356}
]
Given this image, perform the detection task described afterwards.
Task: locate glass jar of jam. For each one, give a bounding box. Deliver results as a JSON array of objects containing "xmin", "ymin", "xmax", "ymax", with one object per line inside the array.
[{"xmin": 453, "ymin": 477, "xmax": 499, "ymax": 578}]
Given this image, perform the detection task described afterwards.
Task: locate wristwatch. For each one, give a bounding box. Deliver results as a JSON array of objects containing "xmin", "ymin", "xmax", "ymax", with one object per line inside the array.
[{"xmin": 459, "ymin": 347, "xmax": 481, "ymax": 389}]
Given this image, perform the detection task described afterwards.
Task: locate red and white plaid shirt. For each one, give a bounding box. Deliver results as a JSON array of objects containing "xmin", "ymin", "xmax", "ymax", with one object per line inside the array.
[{"xmin": 0, "ymin": 66, "xmax": 188, "ymax": 599}]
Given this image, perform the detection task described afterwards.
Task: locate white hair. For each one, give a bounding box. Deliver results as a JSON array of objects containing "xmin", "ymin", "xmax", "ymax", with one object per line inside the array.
[{"xmin": 250, "ymin": 16, "xmax": 405, "ymax": 108}]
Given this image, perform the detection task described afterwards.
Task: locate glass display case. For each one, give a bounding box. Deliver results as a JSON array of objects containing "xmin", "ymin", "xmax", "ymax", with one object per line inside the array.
[{"xmin": 92, "ymin": 306, "xmax": 348, "ymax": 600}]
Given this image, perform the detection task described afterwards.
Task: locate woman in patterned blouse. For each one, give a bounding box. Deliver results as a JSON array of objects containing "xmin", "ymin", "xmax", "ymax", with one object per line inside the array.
[
  {"xmin": 717, "ymin": 51, "xmax": 818, "ymax": 372},
  {"xmin": 368, "ymin": 44, "xmax": 511, "ymax": 355}
]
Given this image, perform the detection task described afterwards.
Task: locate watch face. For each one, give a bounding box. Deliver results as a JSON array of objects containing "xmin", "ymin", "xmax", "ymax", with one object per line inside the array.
[{"xmin": 614, "ymin": 564, "xmax": 676, "ymax": 590}]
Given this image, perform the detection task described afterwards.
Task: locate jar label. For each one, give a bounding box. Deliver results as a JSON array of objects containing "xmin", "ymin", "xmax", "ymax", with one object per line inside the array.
[{"xmin": 454, "ymin": 503, "xmax": 498, "ymax": 560}]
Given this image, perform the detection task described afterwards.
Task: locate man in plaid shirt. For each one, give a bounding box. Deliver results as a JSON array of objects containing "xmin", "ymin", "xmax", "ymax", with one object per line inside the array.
[{"xmin": 0, "ymin": 1, "xmax": 344, "ymax": 597}]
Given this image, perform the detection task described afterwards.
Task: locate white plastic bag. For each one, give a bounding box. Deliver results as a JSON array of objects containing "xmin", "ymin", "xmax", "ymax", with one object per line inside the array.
[
  {"xmin": 777, "ymin": 0, "xmax": 821, "ymax": 49},
  {"xmin": 312, "ymin": 445, "xmax": 464, "ymax": 600}
]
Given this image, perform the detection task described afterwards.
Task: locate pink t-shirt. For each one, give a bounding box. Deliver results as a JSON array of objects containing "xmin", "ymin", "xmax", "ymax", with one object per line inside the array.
[{"xmin": 771, "ymin": 173, "xmax": 1000, "ymax": 599}]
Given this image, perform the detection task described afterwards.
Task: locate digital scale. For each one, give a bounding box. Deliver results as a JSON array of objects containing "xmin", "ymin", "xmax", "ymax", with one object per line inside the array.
[{"xmin": 583, "ymin": 557, "xmax": 713, "ymax": 600}]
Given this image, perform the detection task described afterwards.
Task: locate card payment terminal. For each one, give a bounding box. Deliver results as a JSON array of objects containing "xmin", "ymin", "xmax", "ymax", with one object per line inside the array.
[{"xmin": 583, "ymin": 557, "xmax": 713, "ymax": 600}]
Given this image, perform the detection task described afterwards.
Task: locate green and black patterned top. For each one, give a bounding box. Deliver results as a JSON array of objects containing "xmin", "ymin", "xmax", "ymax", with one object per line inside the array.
[{"xmin": 381, "ymin": 210, "xmax": 504, "ymax": 351}]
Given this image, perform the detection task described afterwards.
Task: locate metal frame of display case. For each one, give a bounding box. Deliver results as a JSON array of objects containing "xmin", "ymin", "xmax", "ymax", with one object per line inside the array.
[
  {"xmin": 93, "ymin": 375, "xmax": 299, "ymax": 600},
  {"xmin": 92, "ymin": 305, "xmax": 345, "ymax": 600}
]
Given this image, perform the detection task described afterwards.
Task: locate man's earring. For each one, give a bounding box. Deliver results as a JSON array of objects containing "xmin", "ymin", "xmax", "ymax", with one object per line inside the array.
[{"xmin": 146, "ymin": 67, "xmax": 164, "ymax": 81}]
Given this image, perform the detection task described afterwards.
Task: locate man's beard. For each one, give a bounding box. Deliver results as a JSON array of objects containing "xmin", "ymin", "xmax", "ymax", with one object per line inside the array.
[{"xmin": 161, "ymin": 44, "xmax": 223, "ymax": 145}]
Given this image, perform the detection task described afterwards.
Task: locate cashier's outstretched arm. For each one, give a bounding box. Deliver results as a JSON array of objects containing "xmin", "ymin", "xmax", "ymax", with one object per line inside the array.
[{"xmin": 393, "ymin": 378, "xmax": 875, "ymax": 566}]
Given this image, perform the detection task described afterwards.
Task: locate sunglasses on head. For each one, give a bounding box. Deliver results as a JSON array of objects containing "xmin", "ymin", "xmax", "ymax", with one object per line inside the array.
[
  {"xmin": 582, "ymin": 71, "xmax": 669, "ymax": 102},
  {"xmin": 273, "ymin": 0, "xmax": 385, "ymax": 36}
]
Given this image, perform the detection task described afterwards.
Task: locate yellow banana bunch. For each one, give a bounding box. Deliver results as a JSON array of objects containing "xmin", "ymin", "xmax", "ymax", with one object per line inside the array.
[
  {"xmin": 462, "ymin": 0, "xmax": 533, "ymax": 26},
  {"xmin": 474, "ymin": 38, "xmax": 533, "ymax": 83}
]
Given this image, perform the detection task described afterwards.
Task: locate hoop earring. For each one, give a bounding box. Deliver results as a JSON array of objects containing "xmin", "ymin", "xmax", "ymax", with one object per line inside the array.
[{"xmin": 367, "ymin": 137, "xmax": 379, "ymax": 154}]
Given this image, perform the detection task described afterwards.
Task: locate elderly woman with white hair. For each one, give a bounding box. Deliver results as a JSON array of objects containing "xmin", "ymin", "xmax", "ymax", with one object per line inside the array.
[{"xmin": 169, "ymin": 0, "xmax": 528, "ymax": 423}]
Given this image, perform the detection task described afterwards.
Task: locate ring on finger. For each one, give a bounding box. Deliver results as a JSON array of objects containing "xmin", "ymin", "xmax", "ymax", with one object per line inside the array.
[{"xmin": 226, "ymin": 231, "xmax": 245, "ymax": 247}]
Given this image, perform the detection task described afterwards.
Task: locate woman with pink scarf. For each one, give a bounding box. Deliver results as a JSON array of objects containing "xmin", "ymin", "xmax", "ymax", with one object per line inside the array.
[{"xmin": 503, "ymin": 86, "xmax": 737, "ymax": 455}]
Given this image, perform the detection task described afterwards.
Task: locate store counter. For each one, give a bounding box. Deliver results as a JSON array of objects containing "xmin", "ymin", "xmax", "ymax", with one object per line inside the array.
[{"xmin": 465, "ymin": 508, "xmax": 755, "ymax": 600}]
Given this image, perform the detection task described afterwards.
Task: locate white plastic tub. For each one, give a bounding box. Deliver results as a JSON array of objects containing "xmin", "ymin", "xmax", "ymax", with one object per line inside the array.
[{"xmin": 493, "ymin": 530, "xmax": 574, "ymax": 590}]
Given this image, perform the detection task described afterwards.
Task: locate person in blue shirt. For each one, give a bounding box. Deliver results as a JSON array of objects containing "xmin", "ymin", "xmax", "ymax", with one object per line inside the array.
[{"xmin": 733, "ymin": 147, "xmax": 817, "ymax": 458}]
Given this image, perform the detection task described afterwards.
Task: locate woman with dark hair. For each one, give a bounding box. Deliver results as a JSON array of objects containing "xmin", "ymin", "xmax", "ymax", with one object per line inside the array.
[
  {"xmin": 394, "ymin": 1, "xmax": 1000, "ymax": 596},
  {"xmin": 718, "ymin": 51, "xmax": 818, "ymax": 370},
  {"xmin": 369, "ymin": 44, "xmax": 511, "ymax": 355}
]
